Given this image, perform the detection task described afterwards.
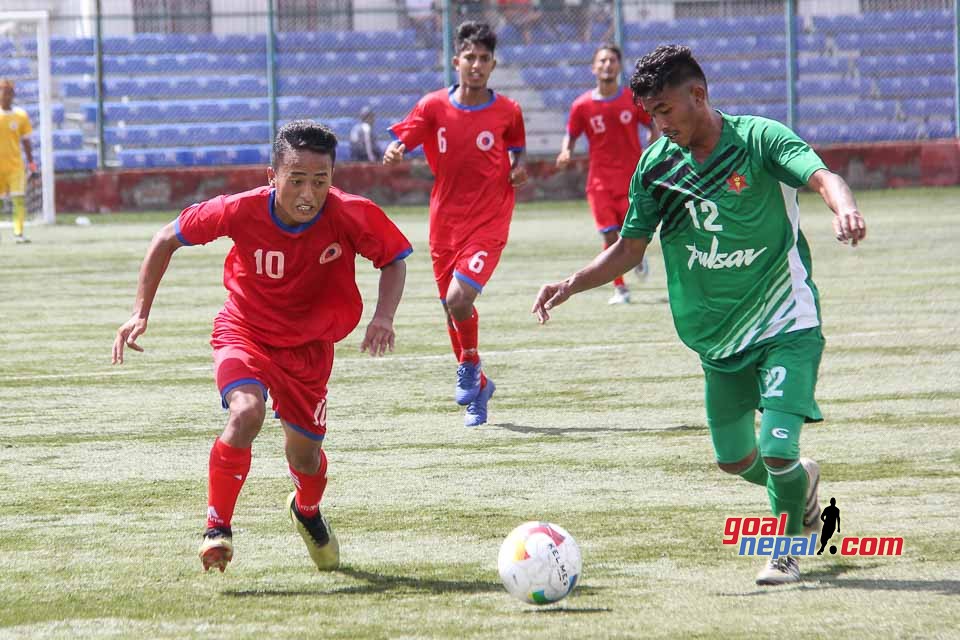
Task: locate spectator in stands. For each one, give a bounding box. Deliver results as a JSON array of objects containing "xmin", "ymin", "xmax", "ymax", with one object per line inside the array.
[
  {"xmin": 350, "ymin": 106, "xmax": 382, "ymax": 163},
  {"xmin": 405, "ymin": 0, "xmax": 440, "ymax": 46},
  {"xmin": 0, "ymin": 79, "xmax": 36, "ymax": 244},
  {"xmin": 496, "ymin": 0, "xmax": 540, "ymax": 44},
  {"xmin": 583, "ymin": 0, "xmax": 613, "ymax": 43}
]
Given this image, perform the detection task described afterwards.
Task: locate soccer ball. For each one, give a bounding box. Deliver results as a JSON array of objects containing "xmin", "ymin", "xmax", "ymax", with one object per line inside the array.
[{"xmin": 497, "ymin": 521, "xmax": 582, "ymax": 605}]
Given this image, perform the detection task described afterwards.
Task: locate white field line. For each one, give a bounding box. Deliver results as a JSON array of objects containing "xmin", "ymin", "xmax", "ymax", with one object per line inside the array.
[{"xmin": 2, "ymin": 327, "xmax": 942, "ymax": 383}]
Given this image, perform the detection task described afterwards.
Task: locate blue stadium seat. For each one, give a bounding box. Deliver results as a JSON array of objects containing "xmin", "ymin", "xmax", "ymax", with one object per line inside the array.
[
  {"xmin": 274, "ymin": 30, "xmax": 417, "ymax": 52},
  {"xmin": 93, "ymin": 98, "xmax": 270, "ymax": 124},
  {"xmin": 795, "ymin": 77, "xmax": 864, "ymax": 98},
  {"xmin": 103, "ymin": 53, "xmax": 266, "ymax": 74},
  {"xmin": 901, "ymin": 98, "xmax": 955, "ymax": 118},
  {"xmin": 499, "ymin": 43, "xmax": 594, "ymax": 65},
  {"xmin": 796, "ymin": 122, "xmax": 894, "ymax": 144},
  {"xmin": 275, "ymin": 49, "xmax": 437, "ymax": 72},
  {"xmin": 102, "ymin": 33, "xmax": 265, "ymax": 55},
  {"xmin": 521, "ymin": 67, "xmax": 593, "ymax": 89},
  {"xmin": 835, "ymin": 30, "xmax": 954, "ymax": 53},
  {"xmin": 278, "ymin": 71, "xmax": 442, "ymax": 95},
  {"xmin": 541, "ymin": 88, "xmax": 584, "ymax": 110},
  {"xmin": 30, "ymin": 130, "xmax": 84, "ymax": 151},
  {"xmin": 277, "ymin": 94, "xmax": 418, "ymax": 120},
  {"xmin": 0, "ymin": 59, "xmax": 33, "ymax": 79},
  {"xmin": 810, "ymin": 9, "xmax": 952, "ymax": 34},
  {"xmin": 874, "ymin": 76, "xmax": 954, "ymax": 98},
  {"xmin": 797, "ymin": 101, "xmax": 898, "ymax": 121},
  {"xmin": 702, "ymin": 58, "xmax": 786, "ymax": 80},
  {"xmin": 857, "ymin": 54, "xmax": 954, "ymax": 77},
  {"xmin": 710, "ymin": 81, "xmax": 786, "ymax": 103},
  {"xmin": 53, "ymin": 56, "xmax": 95, "ymax": 75},
  {"xmin": 117, "ymin": 144, "xmax": 271, "ymax": 169},
  {"xmin": 624, "ymin": 14, "xmax": 792, "ymax": 40},
  {"xmin": 55, "ymin": 150, "xmax": 98, "ymax": 171},
  {"xmin": 105, "ymin": 122, "xmax": 272, "ymax": 147},
  {"xmin": 924, "ymin": 119, "xmax": 956, "ymax": 138},
  {"xmin": 796, "ymin": 56, "xmax": 851, "ymax": 75},
  {"xmin": 719, "ymin": 103, "xmax": 789, "ymax": 122},
  {"xmin": 24, "ymin": 104, "xmax": 65, "ymax": 125}
]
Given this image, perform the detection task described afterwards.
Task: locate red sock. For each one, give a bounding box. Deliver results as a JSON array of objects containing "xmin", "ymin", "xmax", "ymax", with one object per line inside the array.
[
  {"xmin": 206, "ymin": 437, "xmax": 251, "ymax": 529},
  {"xmin": 289, "ymin": 449, "xmax": 328, "ymax": 517},
  {"xmin": 446, "ymin": 320, "xmax": 462, "ymax": 361},
  {"xmin": 454, "ymin": 307, "xmax": 480, "ymax": 364}
]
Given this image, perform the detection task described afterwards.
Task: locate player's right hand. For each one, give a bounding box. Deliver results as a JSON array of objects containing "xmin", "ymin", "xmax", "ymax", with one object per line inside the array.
[
  {"xmin": 555, "ymin": 149, "xmax": 571, "ymax": 169},
  {"xmin": 531, "ymin": 281, "xmax": 572, "ymax": 325},
  {"xmin": 112, "ymin": 315, "xmax": 148, "ymax": 364},
  {"xmin": 27, "ymin": 161, "xmax": 38, "ymax": 175},
  {"xmin": 382, "ymin": 141, "xmax": 405, "ymax": 164}
]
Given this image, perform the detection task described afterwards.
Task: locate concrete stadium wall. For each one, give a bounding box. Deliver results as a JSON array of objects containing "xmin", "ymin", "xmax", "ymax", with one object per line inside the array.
[{"xmin": 56, "ymin": 139, "xmax": 960, "ymax": 214}]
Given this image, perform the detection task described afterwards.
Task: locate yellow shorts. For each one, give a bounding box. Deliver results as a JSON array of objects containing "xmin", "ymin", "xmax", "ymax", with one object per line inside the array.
[{"xmin": 0, "ymin": 166, "xmax": 25, "ymax": 196}]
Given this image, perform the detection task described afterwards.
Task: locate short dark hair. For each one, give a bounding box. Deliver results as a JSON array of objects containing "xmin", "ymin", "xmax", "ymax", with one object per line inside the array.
[
  {"xmin": 629, "ymin": 44, "xmax": 708, "ymax": 100},
  {"xmin": 273, "ymin": 120, "xmax": 338, "ymax": 167},
  {"xmin": 593, "ymin": 43, "xmax": 622, "ymax": 63},
  {"xmin": 455, "ymin": 21, "xmax": 497, "ymax": 54}
]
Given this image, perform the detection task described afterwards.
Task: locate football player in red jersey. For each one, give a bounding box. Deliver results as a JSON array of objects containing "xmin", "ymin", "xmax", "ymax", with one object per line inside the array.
[
  {"xmin": 384, "ymin": 21, "xmax": 527, "ymax": 427},
  {"xmin": 557, "ymin": 44, "xmax": 657, "ymax": 304},
  {"xmin": 112, "ymin": 121, "xmax": 412, "ymax": 574}
]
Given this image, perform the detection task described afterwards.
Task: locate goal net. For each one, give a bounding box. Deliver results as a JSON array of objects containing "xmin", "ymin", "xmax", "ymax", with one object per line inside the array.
[{"xmin": 0, "ymin": 11, "xmax": 55, "ymax": 227}]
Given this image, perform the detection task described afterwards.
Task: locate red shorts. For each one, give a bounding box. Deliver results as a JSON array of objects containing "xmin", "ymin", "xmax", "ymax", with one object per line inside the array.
[
  {"xmin": 212, "ymin": 318, "xmax": 333, "ymax": 441},
  {"xmin": 431, "ymin": 238, "xmax": 506, "ymax": 299},
  {"xmin": 587, "ymin": 190, "xmax": 629, "ymax": 233}
]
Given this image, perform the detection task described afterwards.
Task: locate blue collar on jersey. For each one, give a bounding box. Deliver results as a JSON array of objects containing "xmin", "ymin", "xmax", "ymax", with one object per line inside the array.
[
  {"xmin": 448, "ymin": 85, "xmax": 497, "ymax": 111},
  {"xmin": 269, "ymin": 189, "xmax": 325, "ymax": 233},
  {"xmin": 591, "ymin": 86, "xmax": 624, "ymax": 102}
]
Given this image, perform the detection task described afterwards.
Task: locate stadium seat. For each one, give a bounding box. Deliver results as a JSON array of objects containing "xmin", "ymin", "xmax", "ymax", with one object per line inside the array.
[
  {"xmin": 719, "ymin": 103, "xmax": 789, "ymax": 122},
  {"xmin": 30, "ymin": 130, "xmax": 84, "ymax": 151},
  {"xmin": 810, "ymin": 9, "xmax": 952, "ymax": 34},
  {"xmin": 796, "ymin": 56, "xmax": 852, "ymax": 75},
  {"xmin": 24, "ymin": 104, "xmax": 65, "ymax": 125},
  {"xmin": 901, "ymin": 98, "xmax": 955, "ymax": 119},
  {"xmin": 796, "ymin": 101, "xmax": 898, "ymax": 121},
  {"xmin": 102, "ymin": 33, "xmax": 266, "ymax": 55},
  {"xmin": 835, "ymin": 30, "xmax": 954, "ymax": 54},
  {"xmin": 710, "ymin": 81, "xmax": 786, "ymax": 103},
  {"xmin": 54, "ymin": 150, "xmax": 98, "ymax": 171},
  {"xmin": 702, "ymin": 58, "xmax": 786, "ymax": 81},
  {"xmin": 103, "ymin": 53, "xmax": 266, "ymax": 74},
  {"xmin": 275, "ymin": 49, "xmax": 437, "ymax": 72},
  {"xmin": 274, "ymin": 30, "xmax": 417, "ymax": 52},
  {"xmin": 795, "ymin": 77, "xmax": 864, "ymax": 99},
  {"xmin": 857, "ymin": 54, "xmax": 954, "ymax": 77},
  {"xmin": 874, "ymin": 76, "xmax": 955, "ymax": 99}
]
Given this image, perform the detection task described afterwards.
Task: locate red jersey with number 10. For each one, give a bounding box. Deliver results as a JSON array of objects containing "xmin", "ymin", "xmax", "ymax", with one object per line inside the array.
[
  {"xmin": 175, "ymin": 186, "xmax": 412, "ymax": 348},
  {"xmin": 567, "ymin": 87, "xmax": 653, "ymax": 196},
  {"xmin": 389, "ymin": 87, "xmax": 526, "ymax": 249}
]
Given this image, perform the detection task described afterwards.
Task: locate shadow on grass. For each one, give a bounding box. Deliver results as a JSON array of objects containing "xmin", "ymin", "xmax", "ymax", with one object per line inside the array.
[
  {"xmin": 223, "ymin": 566, "xmax": 502, "ymax": 597},
  {"xmin": 722, "ymin": 563, "xmax": 960, "ymax": 597},
  {"xmin": 223, "ymin": 567, "xmax": 606, "ymax": 599},
  {"xmin": 522, "ymin": 605, "xmax": 613, "ymax": 614},
  {"xmin": 493, "ymin": 423, "xmax": 706, "ymax": 436}
]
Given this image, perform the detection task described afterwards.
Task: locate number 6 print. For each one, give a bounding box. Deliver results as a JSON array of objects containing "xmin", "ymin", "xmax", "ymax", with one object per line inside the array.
[{"xmin": 468, "ymin": 251, "xmax": 488, "ymax": 274}]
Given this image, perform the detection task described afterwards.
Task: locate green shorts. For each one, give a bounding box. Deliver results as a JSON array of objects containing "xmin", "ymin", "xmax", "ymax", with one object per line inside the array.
[{"xmin": 701, "ymin": 327, "xmax": 825, "ymax": 427}]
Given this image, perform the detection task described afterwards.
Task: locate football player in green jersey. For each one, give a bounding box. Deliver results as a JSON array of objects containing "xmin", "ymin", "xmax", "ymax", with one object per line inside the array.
[{"xmin": 532, "ymin": 45, "xmax": 866, "ymax": 586}]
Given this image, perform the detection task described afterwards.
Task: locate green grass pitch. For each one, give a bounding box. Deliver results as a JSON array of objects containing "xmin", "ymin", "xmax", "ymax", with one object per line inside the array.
[{"xmin": 1, "ymin": 187, "xmax": 958, "ymax": 639}]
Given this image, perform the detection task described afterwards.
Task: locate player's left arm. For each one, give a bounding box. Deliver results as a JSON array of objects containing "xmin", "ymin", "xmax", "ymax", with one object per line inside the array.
[
  {"xmin": 509, "ymin": 149, "xmax": 528, "ymax": 187},
  {"xmin": 807, "ymin": 169, "xmax": 867, "ymax": 246},
  {"xmin": 21, "ymin": 134, "xmax": 36, "ymax": 174},
  {"xmin": 361, "ymin": 259, "xmax": 407, "ymax": 357}
]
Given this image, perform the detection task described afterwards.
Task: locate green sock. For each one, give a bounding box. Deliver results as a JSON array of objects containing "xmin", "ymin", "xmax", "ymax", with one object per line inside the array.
[
  {"xmin": 765, "ymin": 460, "xmax": 808, "ymax": 536},
  {"xmin": 738, "ymin": 453, "xmax": 768, "ymax": 487}
]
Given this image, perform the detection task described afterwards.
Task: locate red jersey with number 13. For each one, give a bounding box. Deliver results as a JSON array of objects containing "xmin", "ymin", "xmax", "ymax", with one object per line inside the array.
[
  {"xmin": 389, "ymin": 87, "xmax": 526, "ymax": 248},
  {"xmin": 567, "ymin": 87, "xmax": 652, "ymax": 196}
]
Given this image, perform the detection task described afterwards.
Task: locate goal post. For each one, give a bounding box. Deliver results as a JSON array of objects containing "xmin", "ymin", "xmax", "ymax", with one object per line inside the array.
[{"xmin": 0, "ymin": 11, "xmax": 55, "ymax": 225}]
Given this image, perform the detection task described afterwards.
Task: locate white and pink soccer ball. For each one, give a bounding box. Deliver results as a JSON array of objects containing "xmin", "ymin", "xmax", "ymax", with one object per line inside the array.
[{"xmin": 497, "ymin": 521, "xmax": 582, "ymax": 605}]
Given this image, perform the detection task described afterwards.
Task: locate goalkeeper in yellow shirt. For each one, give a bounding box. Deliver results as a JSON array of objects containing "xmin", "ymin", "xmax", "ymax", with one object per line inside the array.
[{"xmin": 1, "ymin": 79, "xmax": 36, "ymax": 244}]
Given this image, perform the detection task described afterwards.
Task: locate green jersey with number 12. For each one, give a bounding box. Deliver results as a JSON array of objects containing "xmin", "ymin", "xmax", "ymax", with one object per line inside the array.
[{"xmin": 621, "ymin": 112, "xmax": 828, "ymax": 360}]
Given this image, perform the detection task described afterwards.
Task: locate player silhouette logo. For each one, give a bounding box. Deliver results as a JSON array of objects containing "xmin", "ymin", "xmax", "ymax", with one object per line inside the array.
[{"xmin": 817, "ymin": 497, "xmax": 841, "ymax": 555}]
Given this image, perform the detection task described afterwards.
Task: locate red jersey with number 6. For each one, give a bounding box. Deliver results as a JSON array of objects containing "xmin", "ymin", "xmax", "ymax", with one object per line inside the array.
[
  {"xmin": 175, "ymin": 186, "xmax": 412, "ymax": 348},
  {"xmin": 566, "ymin": 87, "xmax": 653, "ymax": 196},
  {"xmin": 389, "ymin": 86, "xmax": 526, "ymax": 249}
]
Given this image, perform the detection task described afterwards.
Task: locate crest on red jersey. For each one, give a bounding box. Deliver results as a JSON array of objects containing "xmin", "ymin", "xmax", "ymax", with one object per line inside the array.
[
  {"xmin": 727, "ymin": 172, "xmax": 748, "ymax": 194},
  {"xmin": 319, "ymin": 242, "xmax": 342, "ymax": 264}
]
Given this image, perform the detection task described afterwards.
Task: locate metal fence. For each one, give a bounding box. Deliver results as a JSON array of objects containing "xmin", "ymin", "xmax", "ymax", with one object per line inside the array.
[{"xmin": 2, "ymin": 0, "xmax": 957, "ymax": 174}]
